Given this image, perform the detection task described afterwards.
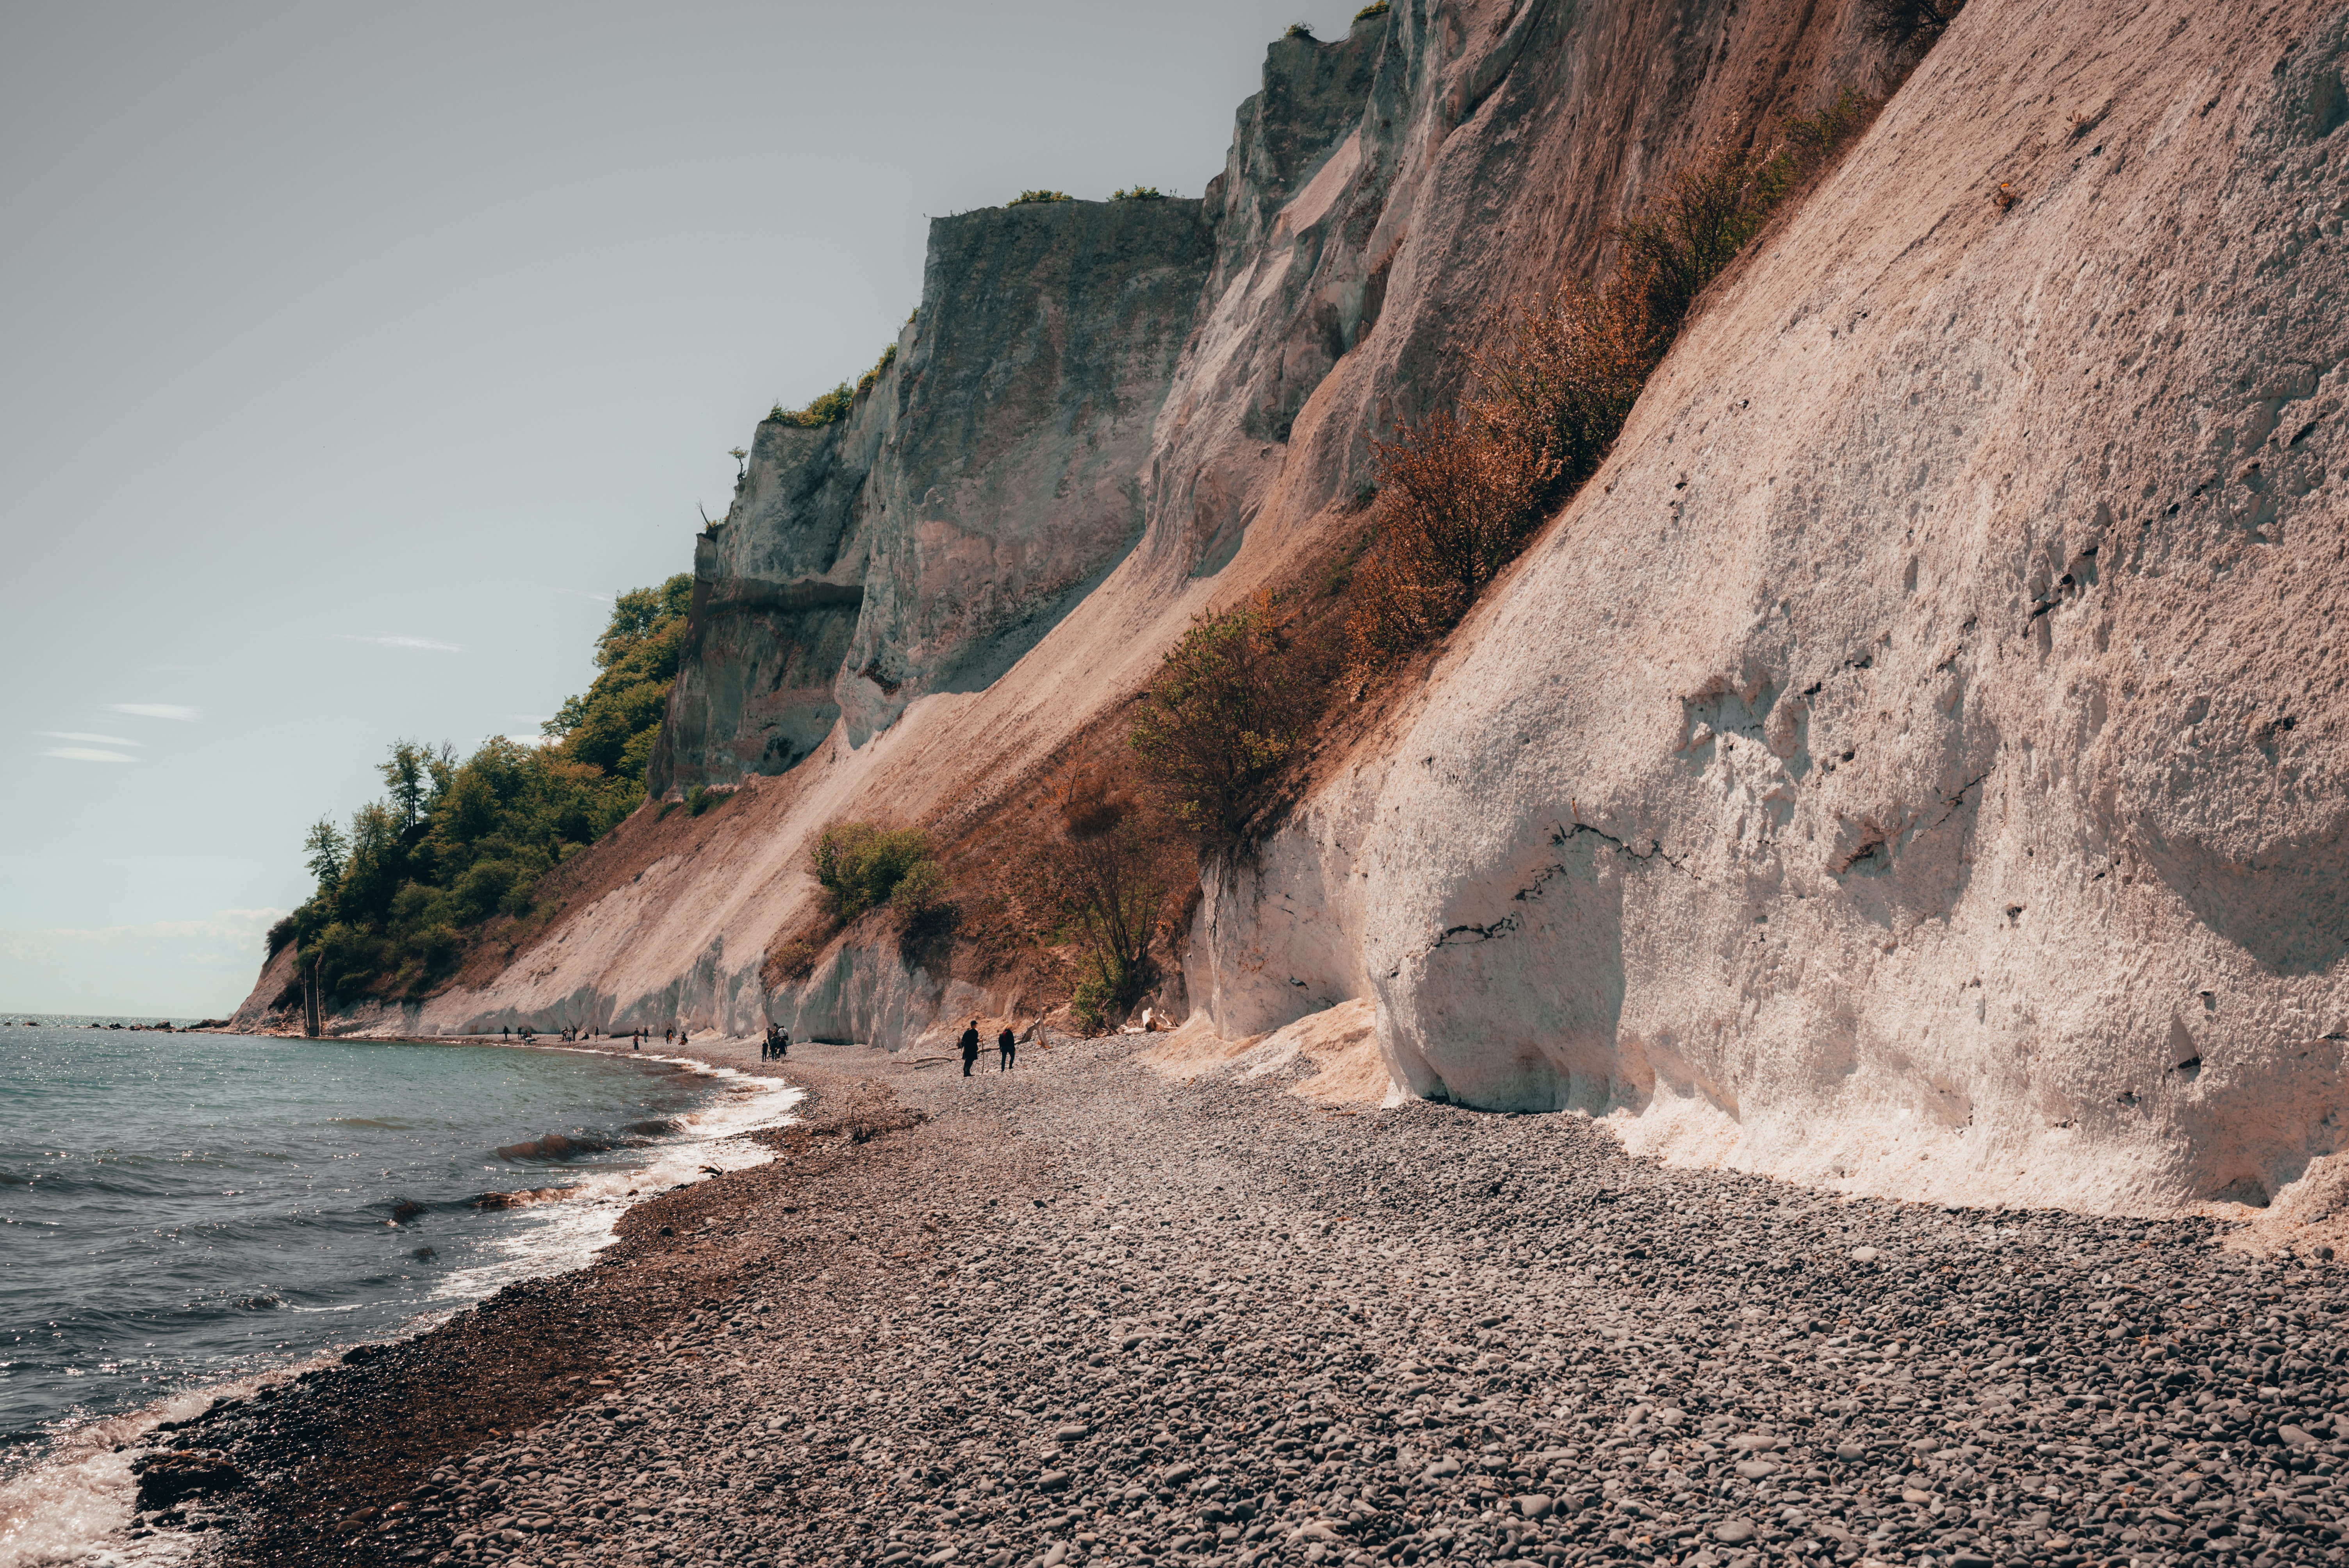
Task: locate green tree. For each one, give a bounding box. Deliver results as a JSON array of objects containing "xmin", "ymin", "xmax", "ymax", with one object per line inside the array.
[
  {"xmin": 1128, "ymin": 593, "xmax": 1311, "ymax": 843},
  {"xmin": 302, "ymin": 818, "xmax": 348, "ymax": 889},
  {"xmin": 285, "ymin": 574, "xmax": 697, "ymax": 1006}
]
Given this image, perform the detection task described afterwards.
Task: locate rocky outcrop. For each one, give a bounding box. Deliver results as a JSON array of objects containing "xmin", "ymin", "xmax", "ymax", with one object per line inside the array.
[
  {"xmin": 651, "ymin": 391, "xmax": 891, "ymax": 795},
  {"xmin": 228, "ymin": 940, "xmax": 301, "ymax": 1033},
  {"xmin": 656, "ymin": 197, "xmax": 1215, "ymax": 794}
]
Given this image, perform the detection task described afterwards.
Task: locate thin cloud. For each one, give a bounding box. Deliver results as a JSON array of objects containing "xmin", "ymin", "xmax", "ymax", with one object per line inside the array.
[
  {"xmin": 333, "ymin": 634, "xmax": 465, "ymax": 652},
  {"xmin": 3, "ymin": 908, "xmax": 285, "ymax": 960},
  {"xmin": 41, "ymin": 747, "xmax": 136, "ymax": 763},
  {"xmin": 549, "ymin": 588, "xmax": 614, "ymax": 604},
  {"xmin": 39, "ymin": 731, "xmax": 141, "ymax": 746},
  {"xmin": 106, "ymin": 703, "xmax": 200, "ymax": 721}
]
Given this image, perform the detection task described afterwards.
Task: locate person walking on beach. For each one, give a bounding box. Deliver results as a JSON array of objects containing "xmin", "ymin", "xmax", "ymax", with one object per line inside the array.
[
  {"xmin": 959, "ymin": 1020, "xmax": 980, "ymax": 1077},
  {"xmin": 776, "ymin": 1024, "xmax": 789, "ymax": 1057},
  {"xmin": 633, "ymin": 1028, "xmax": 641, "ymax": 1051},
  {"xmin": 998, "ymin": 1025, "xmax": 1016, "ymax": 1072}
]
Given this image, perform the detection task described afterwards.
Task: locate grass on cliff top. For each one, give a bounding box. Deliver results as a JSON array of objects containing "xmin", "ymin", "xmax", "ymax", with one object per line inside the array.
[
  {"xmin": 1112, "ymin": 186, "xmax": 1165, "ymax": 201},
  {"xmin": 1009, "ymin": 189, "xmax": 1074, "ymax": 206},
  {"xmin": 770, "ymin": 340, "xmax": 900, "ymax": 428}
]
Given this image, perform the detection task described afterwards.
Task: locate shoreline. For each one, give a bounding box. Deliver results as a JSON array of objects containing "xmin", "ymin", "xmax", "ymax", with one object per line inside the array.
[
  {"xmin": 0, "ymin": 1032, "xmax": 802, "ymax": 1568},
  {"xmin": 80, "ymin": 1034, "xmax": 2349, "ymax": 1568}
]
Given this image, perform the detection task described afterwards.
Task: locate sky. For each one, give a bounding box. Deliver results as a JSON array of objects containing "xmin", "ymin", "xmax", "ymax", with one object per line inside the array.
[{"xmin": 0, "ymin": 0, "xmax": 1377, "ymax": 1017}]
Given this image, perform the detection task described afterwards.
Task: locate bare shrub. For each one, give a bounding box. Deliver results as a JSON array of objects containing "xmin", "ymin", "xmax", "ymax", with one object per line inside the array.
[
  {"xmin": 1346, "ymin": 91, "xmax": 1879, "ymax": 675},
  {"xmin": 1005, "ymin": 763, "xmax": 1189, "ymax": 1033},
  {"xmin": 1859, "ymin": 0, "xmax": 1965, "ymax": 54},
  {"xmin": 762, "ymin": 930, "xmax": 825, "ymax": 987},
  {"xmin": 1345, "ymin": 414, "xmax": 1545, "ymax": 668},
  {"xmin": 1622, "ymin": 91, "xmax": 1878, "ymax": 335},
  {"xmin": 1465, "ymin": 280, "xmax": 1655, "ymax": 509}
]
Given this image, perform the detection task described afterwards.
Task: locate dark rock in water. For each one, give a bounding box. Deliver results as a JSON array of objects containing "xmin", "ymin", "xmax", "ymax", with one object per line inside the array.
[
  {"xmin": 495, "ymin": 1131, "xmax": 610, "ymax": 1161},
  {"xmin": 134, "ymin": 1450, "xmax": 247, "ymax": 1511},
  {"xmin": 389, "ymin": 1198, "xmax": 425, "ymax": 1223}
]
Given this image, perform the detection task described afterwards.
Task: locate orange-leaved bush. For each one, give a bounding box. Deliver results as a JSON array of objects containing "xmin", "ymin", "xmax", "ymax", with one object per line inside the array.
[
  {"xmin": 1346, "ymin": 92, "xmax": 1878, "ymax": 673},
  {"xmin": 1346, "ymin": 414, "xmax": 1547, "ymax": 670}
]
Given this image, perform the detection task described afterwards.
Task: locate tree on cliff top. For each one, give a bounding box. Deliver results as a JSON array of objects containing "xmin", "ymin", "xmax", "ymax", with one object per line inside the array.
[
  {"xmin": 285, "ymin": 574, "xmax": 693, "ymax": 1003},
  {"xmin": 541, "ymin": 573, "xmax": 692, "ymax": 780}
]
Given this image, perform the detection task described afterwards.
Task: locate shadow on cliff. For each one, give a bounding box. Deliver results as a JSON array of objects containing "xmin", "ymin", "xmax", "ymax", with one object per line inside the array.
[{"xmin": 2136, "ymin": 834, "xmax": 2349, "ymax": 977}]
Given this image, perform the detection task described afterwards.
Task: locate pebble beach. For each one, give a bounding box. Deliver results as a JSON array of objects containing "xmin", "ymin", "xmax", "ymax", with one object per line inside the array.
[{"xmin": 143, "ymin": 1032, "xmax": 2347, "ymax": 1568}]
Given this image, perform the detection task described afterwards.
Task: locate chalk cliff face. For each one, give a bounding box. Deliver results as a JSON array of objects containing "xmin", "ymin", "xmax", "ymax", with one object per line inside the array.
[
  {"xmin": 656, "ymin": 197, "xmax": 1215, "ymax": 795},
  {"xmin": 1196, "ymin": 0, "xmax": 2349, "ymax": 1213},
  {"xmin": 270, "ymin": 0, "xmax": 2349, "ymax": 1217}
]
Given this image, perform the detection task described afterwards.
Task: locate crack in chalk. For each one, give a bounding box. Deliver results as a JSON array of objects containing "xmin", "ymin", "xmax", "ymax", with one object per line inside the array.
[
  {"xmin": 1923, "ymin": 771, "xmax": 1994, "ymax": 836},
  {"xmin": 1550, "ymin": 818, "xmax": 1688, "ymax": 872},
  {"xmin": 1427, "ymin": 820, "xmax": 1685, "ymax": 950}
]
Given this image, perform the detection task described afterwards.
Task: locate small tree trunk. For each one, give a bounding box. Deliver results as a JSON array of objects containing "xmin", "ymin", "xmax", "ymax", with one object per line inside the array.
[{"xmin": 304, "ymin": 955, "xmax": 322, "ymax": 1039}]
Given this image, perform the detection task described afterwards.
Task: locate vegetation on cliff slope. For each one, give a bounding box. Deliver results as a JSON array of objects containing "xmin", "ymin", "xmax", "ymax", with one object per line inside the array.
[
  {"xmin": 283, "ymin": 575, "xmax": 691, "ymax": 1001},
  {"xmin": 1123, "ymin": 94, "xmax": 1879, "ymax": 859},
  {"xmin": 1345, "ymin": 90, "xmax": 1876, "ymax": 668},
  {"xmin": 1004, "ymin": 766, "xmax": 1190, "ymax": 1032},
  {"xmin": 1128, "ymin": 591, "xmax": 1321, "ymax": 843}
]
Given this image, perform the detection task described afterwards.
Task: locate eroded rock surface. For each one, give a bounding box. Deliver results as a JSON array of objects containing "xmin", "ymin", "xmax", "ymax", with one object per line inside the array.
[{"xmin": 1198, "ymin": 0, "xmax": 2349, "ymax": 1212}]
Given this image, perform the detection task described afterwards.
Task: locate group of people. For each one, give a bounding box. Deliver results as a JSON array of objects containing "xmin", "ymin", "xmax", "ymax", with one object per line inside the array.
[
  {"xmin": 958, "ymin": 1019, "xmax": 1018, "ymax": 1075},
  {"xmin": 495, "ymin": 1023, "xmax": 684, "ymax": 1051},
  {"xmin": 497, "ymin": 1015, "xmax": 1035, "ymax": 1071}
]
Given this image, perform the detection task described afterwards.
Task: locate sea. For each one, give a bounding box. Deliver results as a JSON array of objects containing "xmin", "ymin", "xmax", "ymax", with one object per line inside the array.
[{"xmin": 0, "ymin": 1018, "xmax": 800, "ymax": 1566}]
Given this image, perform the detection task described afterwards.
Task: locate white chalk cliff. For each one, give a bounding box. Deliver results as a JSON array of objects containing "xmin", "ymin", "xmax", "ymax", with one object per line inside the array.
[{"xmin": 248, "ymin": 0, "xmax": 2349, "ymax": 1216}]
